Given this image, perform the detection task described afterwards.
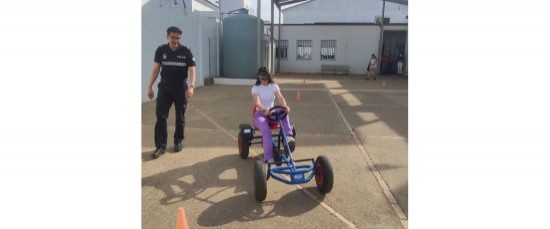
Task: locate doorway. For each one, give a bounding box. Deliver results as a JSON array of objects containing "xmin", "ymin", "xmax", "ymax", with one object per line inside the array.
[{"xmin": 381, "ymin": 31, "xmax": 407, "ymax": 75}]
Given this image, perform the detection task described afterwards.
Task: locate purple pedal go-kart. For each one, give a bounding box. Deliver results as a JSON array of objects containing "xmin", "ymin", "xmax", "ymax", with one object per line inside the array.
[{"xmin": 238, "ymin": 105, "xmax": 334, "ymax": 201}]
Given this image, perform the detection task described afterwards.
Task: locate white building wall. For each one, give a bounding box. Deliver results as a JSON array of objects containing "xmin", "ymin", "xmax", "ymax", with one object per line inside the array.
[
  {"xmin": 197, "ymin": 12, "xmax": 220, "ymax": 78},
  {"xmin": 142, "ymin": 0, "xmax": 219, "ymax": 102},
  {"xmin": 381, "ymin": 2, "xmax": 408, "ymax": 23},
  {"xmin": 283, "ymin": 0, "xmax": 407, "ymax": 24},
  {"xmin": 274, "ymin": 25, "xmax": 382, "ymax": 74}
]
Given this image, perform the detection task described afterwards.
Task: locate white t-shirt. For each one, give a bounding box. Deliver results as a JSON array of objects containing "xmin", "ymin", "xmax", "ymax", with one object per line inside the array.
[
  {"xmin": 251, "ymin": 83, "xmax": 279, "ymax": 111},
  {"xmin": 369, "ymin": 58, "xmax": 377, "ymax": 69}
]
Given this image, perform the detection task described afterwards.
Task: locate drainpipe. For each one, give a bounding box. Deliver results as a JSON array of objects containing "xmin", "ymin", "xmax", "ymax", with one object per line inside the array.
[
  {"xmin": 270, "ymin": 0, "xmax": 274, "ymax": 75},
  {"xmin": 219, "ymin": 0, "xmax": 223, "ymax": 77},
  {"xmin": 377, "ymin": 0, "xmax": 386, "ymax": 74},
  {"xmin": 277, "ymin": 7, "xmax": 281, "ymax": 73},
  {"xmin": 216, "ymin": 16, "xmax": 220, "ymax": 77},
  {"xmin": 257, "ymin": 0, "xmax": 262, "ymax": 70}
]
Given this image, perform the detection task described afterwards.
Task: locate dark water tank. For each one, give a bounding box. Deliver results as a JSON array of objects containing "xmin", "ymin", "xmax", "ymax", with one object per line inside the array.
[{"xmin": 222, "ymin": 14, "xmax": 263, "ymax": 78}]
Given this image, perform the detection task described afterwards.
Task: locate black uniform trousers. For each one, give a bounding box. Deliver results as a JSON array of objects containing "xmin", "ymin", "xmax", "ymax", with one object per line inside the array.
[{"xmin": 154, "ymin": 84, "xmax": 188, "ymax": 149}]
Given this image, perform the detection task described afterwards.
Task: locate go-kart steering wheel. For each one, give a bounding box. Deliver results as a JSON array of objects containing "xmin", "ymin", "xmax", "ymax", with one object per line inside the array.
[{"xmin": 267, "ymin": 105, "xmax": 288, "ymax": 121}]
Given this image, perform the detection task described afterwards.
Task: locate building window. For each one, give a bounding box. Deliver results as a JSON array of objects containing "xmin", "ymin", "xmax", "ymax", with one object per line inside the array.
[
  {"xmin": 276, "ymin": 40, "xmax": 288, "ymax": 59},
  {"xmin": 321, "ymin": 40, "xmax": 336, "ymax": 61},
  {"xmin": 296, "ymin": 40, "xmax": 312, "ymax": 60}
]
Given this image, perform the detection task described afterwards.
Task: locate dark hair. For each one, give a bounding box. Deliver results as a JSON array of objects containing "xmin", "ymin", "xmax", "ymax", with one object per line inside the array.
[
  {"xmin": 167, "ymin": 26, "xmax": 182, "ymax": 36},
  {"xmin": 257, "ymin": 66, "xmax": 268, "ymax": 75},
  {"xmin": 255, "ymin": 66, "xmax": 274, "ymax": 85}
]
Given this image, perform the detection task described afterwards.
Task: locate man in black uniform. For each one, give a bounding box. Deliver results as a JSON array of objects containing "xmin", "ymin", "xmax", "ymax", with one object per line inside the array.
[{"xmin": 147, "ymin": 26, "xmax": 196, "ymax": 159}]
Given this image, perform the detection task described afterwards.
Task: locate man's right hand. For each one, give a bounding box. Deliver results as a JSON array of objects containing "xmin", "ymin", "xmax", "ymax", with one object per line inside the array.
[{"xmin": 147, "ymin": 88, "xmax": 154, "ymax": 100}]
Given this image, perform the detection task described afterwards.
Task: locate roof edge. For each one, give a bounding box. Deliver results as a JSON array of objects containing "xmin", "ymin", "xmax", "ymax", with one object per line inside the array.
[{"xmin": 264, "ymin": 22, "xmax": 408, "ymax": 26}]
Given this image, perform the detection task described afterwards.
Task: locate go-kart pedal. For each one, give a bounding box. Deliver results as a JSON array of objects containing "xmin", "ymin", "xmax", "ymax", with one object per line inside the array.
[
  {"xmin": 285, "ymin": 136, "xmax": 296, "ymax": 155},
  {"xmin": 272, "ymin": 148, "xmax": 283, "ymax": 166}
]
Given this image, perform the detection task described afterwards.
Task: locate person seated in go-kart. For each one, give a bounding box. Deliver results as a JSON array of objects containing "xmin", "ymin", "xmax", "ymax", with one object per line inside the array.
[{"xmin": 251, "ymin": 66, "xmax": 295, "ymax": 163}]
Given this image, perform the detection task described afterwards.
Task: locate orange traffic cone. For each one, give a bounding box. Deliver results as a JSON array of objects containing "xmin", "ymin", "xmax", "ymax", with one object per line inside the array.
[
  {"xmin": 175, "ymin": 207, "xmax": 189, "ymax": 229},
  {"xmin": 296, "ymin": 89, "xmax": 301, "ymax": 102}
]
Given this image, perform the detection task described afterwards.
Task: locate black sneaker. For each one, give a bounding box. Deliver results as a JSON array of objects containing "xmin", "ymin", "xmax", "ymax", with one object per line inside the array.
[
  {"xmin": 374, "ymin": 77, "xmax": 377, "ymax": 80},
  {"xmin": 174, "ymin": 141, "xmax": 183, "ymax": 152},
  {"xmin": 151, "ymin": 148, "xmax": 165, "ymax": 159},
  {"xmin": 286, "ymin": 136, "xmax": 296, "ymax": 155},
  {"xmin": 366, "ymin": 77, "xmax": 369, "ymax": 80}
]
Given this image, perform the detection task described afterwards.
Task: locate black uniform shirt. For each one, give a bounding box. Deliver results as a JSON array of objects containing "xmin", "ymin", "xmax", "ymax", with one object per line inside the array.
[{"xmin": 154, "ymin": 44, "xmax": 196, "ymax": 88}]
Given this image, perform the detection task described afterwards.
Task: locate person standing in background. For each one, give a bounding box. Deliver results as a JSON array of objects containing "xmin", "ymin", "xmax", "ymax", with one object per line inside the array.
[
  {"xmin": 381, "ymin": 53, "xmax": 390, "ymax": 75},
  {"xmin": 367, "ymin": 54, "xmax": 378, "ymax": 80},
  {"xmin": 397, "ymin": 52, "xmax": 404, "ymax": 75}
]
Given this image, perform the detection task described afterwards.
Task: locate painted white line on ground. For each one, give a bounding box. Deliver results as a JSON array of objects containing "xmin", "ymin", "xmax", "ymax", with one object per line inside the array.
[
  {"xmin": 298, "ymin": 186, "xmax": 357, "ymax": 228},
  {"xmin": 281, "ymin": 88, "xmax": 407, "ymax": 93},
  {"xmin": 364, "ymin": 135, "xmax": 408, "ymax": 140},
  {"xmin": 401, "ymin": 219, "xmax": 408, "ymax": 229},
  {"xmin": 292, "ymin": 133, "xmax": 347, "ymax": 138},
  {"xmin": 327, "ymin": 92, "xmax": 408, "ymax": 225},
  {"xmin": 192, "ymin": 104, "xmax": 357, "ymax": 228},
  {"xmin": 190, "ymin": 105, "xmax": 239, "ymax": 142}
]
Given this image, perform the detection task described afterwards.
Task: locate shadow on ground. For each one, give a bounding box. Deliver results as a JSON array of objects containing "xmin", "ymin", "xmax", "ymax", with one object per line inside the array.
[
  {"xmin": 393, "ymin": 184, "xmax": 408, "ymax": 215},
  {"xmin": 142, "ymin": 154, "xmax": 253, "ymax": 205},
  {"xmin": 197, "ymin": 187, "xmax": 323, "ymax": 227},
  {"xmin": 373, "ymin": 163, "xmax": 402, "ymax": 171}
]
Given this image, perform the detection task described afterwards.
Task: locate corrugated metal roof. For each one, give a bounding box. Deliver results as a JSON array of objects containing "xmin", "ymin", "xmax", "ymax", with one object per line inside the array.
[
  {"xmin": 195, "ymin": 0, "xmax": 218, "ymax": 8},
  {"xmin": 277, "ymin": 0, "xmax": 312, "ymax": 10},
  {"xmin": 282, "ymin": 0, "xmax": 408, "ymax": 11}
]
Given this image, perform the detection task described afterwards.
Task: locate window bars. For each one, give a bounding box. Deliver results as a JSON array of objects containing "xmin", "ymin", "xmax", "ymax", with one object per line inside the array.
[
  {"xmin": 276, "ymin": 40, "xmax": 288, "ymax": 59},
  {"xmin": 321, "ymin": 40, "xmax": 336, "ymax": 61},
  {"xmin": 296, "ymin": 40, "xmax": 312, "ymax": 60}
]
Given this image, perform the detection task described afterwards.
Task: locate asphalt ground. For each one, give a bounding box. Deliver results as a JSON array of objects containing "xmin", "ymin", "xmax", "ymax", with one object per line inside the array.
[{"xmin": 142, "ymin": 73, "xmax": 408, "ymax": 228}]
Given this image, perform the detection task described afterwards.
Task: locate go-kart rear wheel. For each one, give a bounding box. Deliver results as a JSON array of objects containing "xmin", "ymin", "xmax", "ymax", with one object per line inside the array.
[
  {"xmin": 314, "ymin": 155, "xmax": 334, "ymax": 194},
  {"xmin": 238, "ymin": 130, "xmax": 249, "ymax": 159},
  {"xmin": 253, "ymin": 160, "xmax": 267, "ymax": 201}
]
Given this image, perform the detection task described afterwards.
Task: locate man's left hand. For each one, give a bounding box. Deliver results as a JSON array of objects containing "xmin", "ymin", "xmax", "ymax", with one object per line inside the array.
[{"xmin": 186, "ymin": 87, "xmax": 194, "ymax": 99}]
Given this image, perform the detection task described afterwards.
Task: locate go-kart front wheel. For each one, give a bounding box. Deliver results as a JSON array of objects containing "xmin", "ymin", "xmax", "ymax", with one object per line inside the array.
[
  {"xmin": 238, "ymin": 130, "xmax": 249, "ymax": 159},
  {"xmin": 253, "ymin": 160, "xmax": 267, "ymax": 201},
  {"xmin": 314, "ymin": 155, "xmax": 334, "ymax": 194}
]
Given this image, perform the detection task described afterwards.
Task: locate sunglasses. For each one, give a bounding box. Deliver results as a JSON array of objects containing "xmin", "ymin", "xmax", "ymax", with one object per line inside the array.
[{"xmin": 258, "ymin": 74, "xmax": 269, "ymax": 80}]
